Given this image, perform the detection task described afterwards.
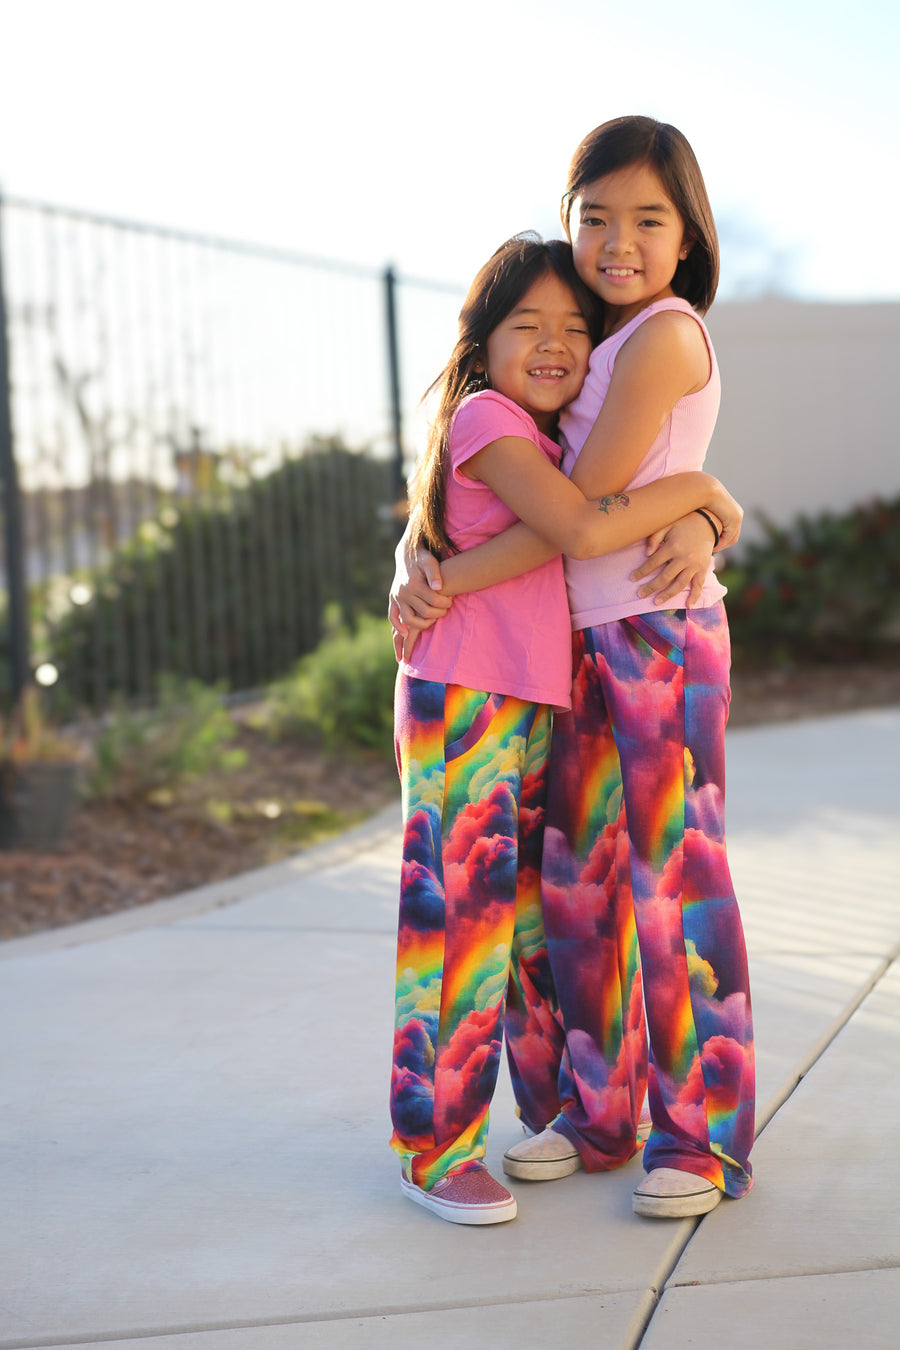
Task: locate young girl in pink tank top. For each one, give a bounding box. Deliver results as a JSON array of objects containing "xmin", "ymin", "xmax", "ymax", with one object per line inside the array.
[
  {"xmin": 394, "ymin": 117, "xmax": 755, "ymax": 1220},
  {"xmin": 390, "ymin": 231, "xmax": 742, "ymax": 1226}
]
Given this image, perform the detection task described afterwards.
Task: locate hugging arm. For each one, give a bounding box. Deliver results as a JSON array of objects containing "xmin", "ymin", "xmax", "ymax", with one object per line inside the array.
[
  {"xmin": 391, "ymin": 313, "xmax": 742, "ymax": 649},
  {"xmin": 464, "ymin": 436, "xmax": 739, "ymax": 562},
  {"xmin": 391, "ymin": 435, "xmax": 740, "ymax": 656},
  {"xmin": 391, "ymin": 500, "xmax": 739, "ymax": 654}
]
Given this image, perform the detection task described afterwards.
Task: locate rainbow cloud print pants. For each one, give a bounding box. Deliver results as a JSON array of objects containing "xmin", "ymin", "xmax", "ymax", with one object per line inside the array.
[
  {"xmin": 506, "ymin": 604, "xmax": 755, "ymax": 1197},
  {"xmin": 390, "ymin": 675, "xmax": 551, "ymax": 1190}
]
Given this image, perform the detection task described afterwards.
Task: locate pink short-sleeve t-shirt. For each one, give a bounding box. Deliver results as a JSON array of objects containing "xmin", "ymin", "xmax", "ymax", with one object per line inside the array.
[{"xmin": 400, "ymin": 390, "xmax": 574, "ymax": 710}]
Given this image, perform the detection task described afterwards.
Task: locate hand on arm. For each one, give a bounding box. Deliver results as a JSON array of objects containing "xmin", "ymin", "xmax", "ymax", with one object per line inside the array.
[
  {"xmin": 631, "ymin": 512, "xmax": 717, "ymax": 607},
  {"xmin": 386, "ymin": 510, "xmax": 557, "ymax": 660},
  {"xmin": 702, "ymin": 481, "xmax": 742, "ymax": 549},
  {"xmin": 388, "ymin": 519, "xmax": 451, "ymax": 661}
]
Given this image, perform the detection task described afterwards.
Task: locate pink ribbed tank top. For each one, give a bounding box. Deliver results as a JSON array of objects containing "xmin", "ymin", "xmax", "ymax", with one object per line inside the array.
[{"xmin": 559, "ymin": 296, "xmax": 726, "ymax": 630}]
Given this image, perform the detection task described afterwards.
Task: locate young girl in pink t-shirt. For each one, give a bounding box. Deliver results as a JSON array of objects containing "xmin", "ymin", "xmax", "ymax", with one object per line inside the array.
[
  {"xmin": 395, "ymin": 118, "xmax": 755, "ymax": 1222},
  {"xmin": 391, "ymin": 231, "xmax": 741, "ymax": 1226}
]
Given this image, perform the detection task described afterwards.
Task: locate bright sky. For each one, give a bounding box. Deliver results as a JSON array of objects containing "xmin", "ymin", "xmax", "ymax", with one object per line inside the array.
[{"xmin": 3, "ymin": 0, "xmax": 898, "ymax": 302}]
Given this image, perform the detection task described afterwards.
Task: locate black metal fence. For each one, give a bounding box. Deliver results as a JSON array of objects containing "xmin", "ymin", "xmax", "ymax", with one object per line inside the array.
[{"xmin": 0, "ymin": 196, "xmax": 463, "ymax": 711}]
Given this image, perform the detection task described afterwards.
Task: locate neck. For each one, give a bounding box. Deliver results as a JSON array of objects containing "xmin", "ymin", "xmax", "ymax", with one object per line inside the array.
[
  {"xmin": 603, "ymin": 312, "xmax": 630, "ymax": 339},
  {"xmin": 602, "ymin": 287, "xmax": 678, "ymax": 340}
]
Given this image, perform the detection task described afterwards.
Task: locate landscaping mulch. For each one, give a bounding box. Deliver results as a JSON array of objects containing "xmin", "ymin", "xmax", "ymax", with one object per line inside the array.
[{"xmin": 2, "ymin": 662, "xmax": 898, "ymax": 942}]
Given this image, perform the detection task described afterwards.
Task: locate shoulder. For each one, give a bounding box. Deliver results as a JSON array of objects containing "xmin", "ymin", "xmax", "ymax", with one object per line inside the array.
[
  {"xmin": 450, "ymin": 390, "xmax": 541, "ymax": 475},
  {"xmin": 453, "ymin": 389, "xmax": 537, "ymax": 440},
  {"xmin": 451, "ymin": 391, "xmax": 541, "ymax": 462},
  {"xmin": 616, "ymin": 304, "xmax": 711, "ymax": 388}
]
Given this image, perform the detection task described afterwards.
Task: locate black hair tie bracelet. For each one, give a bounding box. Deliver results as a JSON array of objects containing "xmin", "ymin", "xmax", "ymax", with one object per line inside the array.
[{"xmin": 695, "ymin": 508, "xmax": 721, "ymax": 548}]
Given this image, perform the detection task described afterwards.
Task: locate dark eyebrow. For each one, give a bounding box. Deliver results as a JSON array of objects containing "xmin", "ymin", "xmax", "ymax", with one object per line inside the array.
[{"xmin": 580, "ymin": 200, "xmax": 673, "ymax": 214}]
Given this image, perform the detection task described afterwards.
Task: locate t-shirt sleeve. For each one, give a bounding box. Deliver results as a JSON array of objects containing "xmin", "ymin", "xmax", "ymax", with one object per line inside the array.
[{"xmin": 449, "ymin": 393, "xmax": 537, "ymax": 482}]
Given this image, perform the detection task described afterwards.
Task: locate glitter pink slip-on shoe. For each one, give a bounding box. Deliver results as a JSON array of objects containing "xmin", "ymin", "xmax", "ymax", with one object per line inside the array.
[
  {"xmin": 400, "ymin": 1165, "xmax": 517, "ymax": 1225},
  {"xmin": 632, "ymin": 1167, "xmax": 722, "ymax": 1218}
]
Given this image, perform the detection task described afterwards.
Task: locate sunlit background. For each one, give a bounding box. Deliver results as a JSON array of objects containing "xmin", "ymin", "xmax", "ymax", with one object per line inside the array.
[
  {"xmin": 1, "ymin": 0, "xmax": 898, "ymax": 929},
  {"xmin": 4, "ymin": 0, "xmax": 898, "ymax": 302},
  {"xmin": 2, "ymin": 0, "xmax": 898, "ymax": 712}
]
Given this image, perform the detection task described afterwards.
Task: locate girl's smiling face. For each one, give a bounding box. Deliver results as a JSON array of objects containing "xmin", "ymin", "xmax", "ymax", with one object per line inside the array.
[
  {"xmin": 570, "ymin": 161, "xmax": 691, "ymax": 332},
  {"xmin": 481, "ymin": 272, "xmax": 593, "ymax": 432}
]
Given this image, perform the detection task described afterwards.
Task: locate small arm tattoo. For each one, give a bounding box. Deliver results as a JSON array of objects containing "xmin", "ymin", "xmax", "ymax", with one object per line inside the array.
[{"xmin": 596, "ymin": 493, "xmax": 630, "ymax": 514}]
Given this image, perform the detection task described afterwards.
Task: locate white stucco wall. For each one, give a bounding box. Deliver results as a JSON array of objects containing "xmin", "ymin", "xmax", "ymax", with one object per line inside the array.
[{"xmin": 704, "ymin": 300, "xmax": 900, "ymax": 549}]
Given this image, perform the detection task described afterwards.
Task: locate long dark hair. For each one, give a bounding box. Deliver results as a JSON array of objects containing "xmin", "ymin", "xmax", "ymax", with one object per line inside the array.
[
  {"xmin": 561, "ymin": 116, "xmax": 719, "ymax": 314},
  {"xmin": 410, "ymin": 232, "xmax": 602, "ymax": 557}
]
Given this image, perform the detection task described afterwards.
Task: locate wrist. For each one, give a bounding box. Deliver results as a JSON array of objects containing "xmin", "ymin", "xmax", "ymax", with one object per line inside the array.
[
  {"xmin": 694, "ymin": 508, "xmax": 721, "ymax": 548},
  {"xmin": 439, "ymin": 556, "xmax": 463, "ymax": 597}
]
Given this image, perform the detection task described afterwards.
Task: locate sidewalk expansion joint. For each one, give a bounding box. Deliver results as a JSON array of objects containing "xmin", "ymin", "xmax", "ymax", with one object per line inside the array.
[
  {"xmin": 756, "ymin": 945, "xmax": 899, "ymax": 1137},
  {"xmin": 619, "ymin": 1215, "xmax": 704, "ymax": 1350},
  {"xmin": 0, "ymin": 1288, "xmax": 669, "ymax": 1350},
  {"xmin": 623, "ymin": 946, "xmax": 899, "ymax": 1350},
  {"xmin": 671, "ymin": 1257, "xmax": 900, "ymax": 1287}
]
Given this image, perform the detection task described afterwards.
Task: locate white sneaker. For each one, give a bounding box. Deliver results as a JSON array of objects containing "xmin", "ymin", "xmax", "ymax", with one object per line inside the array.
[
  {"xmin": 502, "ymin": 1127, "xmax": 582, "ymax": 1180},
  {"xmin": 633, "ymin": 1167, "xmax": 722, "ymax": 1218},
  {"xmin": 505, "ymin": 1110, "xmax": 653, "ymax": 1181}
]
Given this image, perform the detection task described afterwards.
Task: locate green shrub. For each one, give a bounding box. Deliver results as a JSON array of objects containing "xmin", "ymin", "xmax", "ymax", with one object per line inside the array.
[
  {"xmin": 720, "ymin": 494, "xmax": 900, "ymax": 666},
  {"xmin": 87, "ymin": 675, "xmax": 247, "ymax": 802},
  {"xmin": 47, "ymin": 442, "xmax": 397, "ymax": 707},
  {"xmin": 266, "ymin": 609, "xmax": 397, "ymax": 756}
]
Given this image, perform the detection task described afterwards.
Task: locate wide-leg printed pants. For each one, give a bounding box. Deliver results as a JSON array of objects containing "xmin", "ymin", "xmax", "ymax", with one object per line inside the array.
[
  {"xmin": 505, "ymin": 604, "xmax": 755, "ymax": 1197},
  {"xmin": 390, "ymin": 674, "xmax": 552, "ymax": 1191}
]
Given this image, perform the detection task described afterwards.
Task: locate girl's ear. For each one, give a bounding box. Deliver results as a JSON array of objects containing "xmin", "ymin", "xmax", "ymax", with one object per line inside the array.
[
  {"xmin": 679, "ymin": 234, "xmax": 695, "ymax": 261},
  {"xmin": 471, "ymin": 356, "xmax": 490, "ymax": 388},
  {"xmin": 468, "ymin": 343, "xmax": 490, "ymax": 387}
]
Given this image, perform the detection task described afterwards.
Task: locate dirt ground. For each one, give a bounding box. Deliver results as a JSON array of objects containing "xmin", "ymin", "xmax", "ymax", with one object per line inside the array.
[{"xmin": 2, "ymin": 661, "xmax": 898, "ymax": 942}]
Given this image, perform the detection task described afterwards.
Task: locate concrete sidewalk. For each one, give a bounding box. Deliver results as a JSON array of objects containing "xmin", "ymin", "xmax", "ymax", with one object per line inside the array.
[{"xmin": 2, "ymin": 709, "xmax": 898, "ymax": 1350}]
